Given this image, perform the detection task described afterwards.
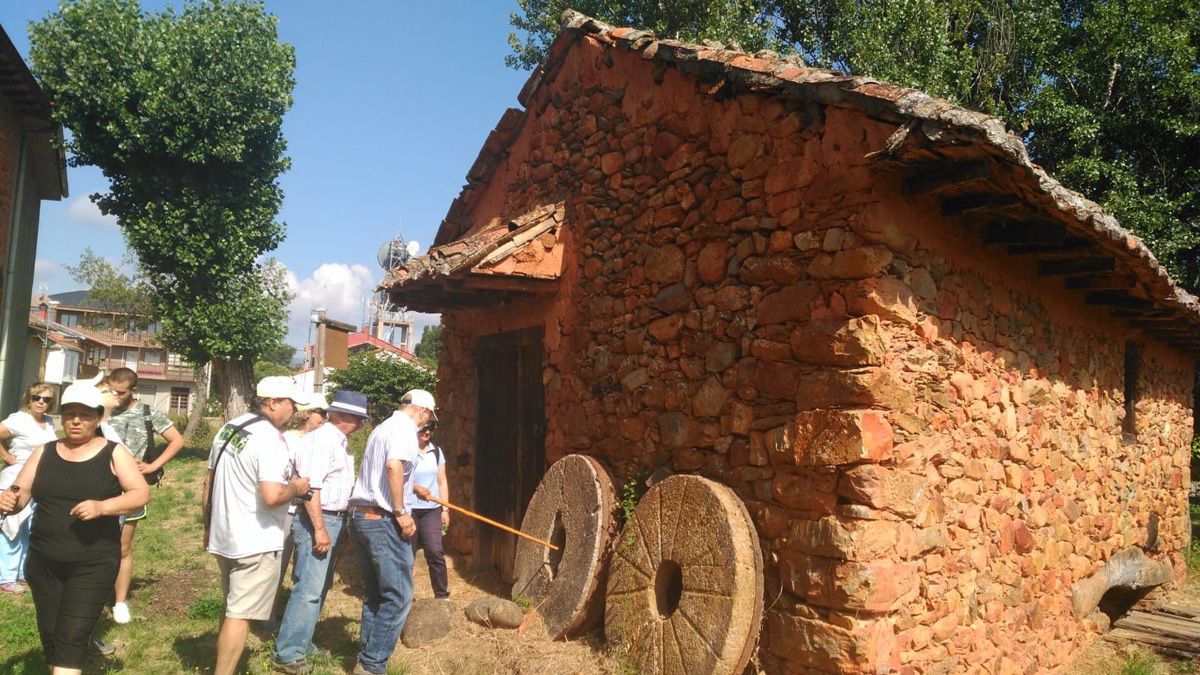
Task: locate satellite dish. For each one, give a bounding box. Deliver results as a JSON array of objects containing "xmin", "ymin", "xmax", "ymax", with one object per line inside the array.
[
  {"xmin": 406, "ymin": 240, "xmax": 420, "ymax": 257},
  {"xmin": 376, "ymin": 233, "xmax": 413, "ymax": 270}
]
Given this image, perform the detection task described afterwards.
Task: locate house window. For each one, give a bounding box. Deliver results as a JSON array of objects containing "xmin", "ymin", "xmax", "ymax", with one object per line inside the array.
[
  {"xmin": 58, "ymin": 312, "xmax": 78, "ymax": 328},
  {"xmin": 142, "ymin": 349, "xmax": 164, "ymax": 366},
  {"xmin": 1122, "ymin": 341, "xmax": 1140, "ymax": 441},
  {"xmin": 169, "ymin": 387, "xmax": 190, "ymax": 415},
  {"xmin": 147, "ymin": 322, "xmax": 163, "ymax": 335}
]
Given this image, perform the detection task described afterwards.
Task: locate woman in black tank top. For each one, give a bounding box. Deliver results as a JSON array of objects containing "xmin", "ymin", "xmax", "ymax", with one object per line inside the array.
[{"xmin": 0, "ymin": 382, "xmax": 149, "ymax": 672}]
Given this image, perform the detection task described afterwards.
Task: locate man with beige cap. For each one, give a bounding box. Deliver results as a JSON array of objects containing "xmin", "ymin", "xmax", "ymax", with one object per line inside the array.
[
  {"xmin": 202, "ymin": 376, "xmax": 311, "ymax": 675},
  {"xmin": 346, "ymin": 389, "xmax": 437, "ymax": 675}
]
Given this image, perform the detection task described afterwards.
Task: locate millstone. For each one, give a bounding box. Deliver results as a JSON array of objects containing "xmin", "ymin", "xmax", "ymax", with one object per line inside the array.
[
  {"xmin": 604, "ymin": 474, "xmax": 764, "ymax": 675},
  {"xmin": 511, "ymin": 454, "xmax": 619, "ymax": 639}
]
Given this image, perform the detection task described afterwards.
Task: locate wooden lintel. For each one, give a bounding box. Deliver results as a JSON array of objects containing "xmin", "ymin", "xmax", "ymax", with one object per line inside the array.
[
  {"xmin": 982, "ymin": 221, "xmax": 1068, "ymax": 246},
  {"xmin": 1037, "ymin": 257, "xmax": 1115, "ymax": 276},
  {"xmin": 902, "ymin": 160, "xmax": 993, "ymax": 195},
  {"xmin": 941, "ymin": 193, "xmax": 1022, "ymax": 216},
  {"xmin": 460, "ymin": 274, "xmax": 559, "ymax": 294},
  {"xmin": 1064, "ymin": 273, "xmax": 1138, "ymax": 291},
  {"xmin": 1084, "ymin": 291, "xmax": 1155, "ymax": 311}
]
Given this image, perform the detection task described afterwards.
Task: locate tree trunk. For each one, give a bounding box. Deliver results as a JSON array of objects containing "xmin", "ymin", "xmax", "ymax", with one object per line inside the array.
[
  {"xmin": 213, "ymin": 357, "xmax": 254, "ymax": 419},
  {"xmin": 182, "ymin": 362, "xmax": 210, "ymax": 439}
]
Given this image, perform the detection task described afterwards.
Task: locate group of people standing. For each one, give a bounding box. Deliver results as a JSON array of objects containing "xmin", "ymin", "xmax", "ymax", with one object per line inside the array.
[
  {"xmin": 0, "ymin": 368, "xmax": 182, "ymax": 674},
  {"xmin": 205, "ymin": 377, "xmax": 449, "ymax": 675},
  {"xmin": 0, "ymin": 370, "xmax": 450, "ymax": 675}
]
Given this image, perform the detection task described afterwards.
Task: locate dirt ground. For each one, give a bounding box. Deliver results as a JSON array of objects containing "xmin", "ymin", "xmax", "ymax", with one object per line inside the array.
[{"xmin": 310, "ymin": 544, "xmax": 621, "ymax": 675}]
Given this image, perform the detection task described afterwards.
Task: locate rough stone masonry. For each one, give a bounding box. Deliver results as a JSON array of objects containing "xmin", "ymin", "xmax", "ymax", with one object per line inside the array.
[{"xmin": 386, "ymin": 14, "xmax": 1196, "ymax": 675}]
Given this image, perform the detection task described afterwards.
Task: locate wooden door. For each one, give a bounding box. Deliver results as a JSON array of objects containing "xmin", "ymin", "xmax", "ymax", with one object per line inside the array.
[{"xmin": 474, "ymin": 328, "xmax": 546, "ymax": 582}]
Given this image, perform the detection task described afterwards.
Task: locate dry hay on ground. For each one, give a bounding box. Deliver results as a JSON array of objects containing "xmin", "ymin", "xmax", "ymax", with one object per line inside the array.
[{"xmin": 314, "ymin": 541, "xmax": 620, "ymax": 675}]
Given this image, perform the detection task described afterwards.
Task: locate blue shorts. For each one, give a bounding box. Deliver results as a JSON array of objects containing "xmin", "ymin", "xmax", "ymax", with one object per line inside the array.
[{"xmin": 120, "ymin": 504, "xmax": 148, "ymax": 527}]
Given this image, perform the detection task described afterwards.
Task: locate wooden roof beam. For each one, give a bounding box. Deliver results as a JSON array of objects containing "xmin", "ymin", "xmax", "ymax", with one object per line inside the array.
[
  {"xmin": 902, "ymin": 160, "xmax": 994, "ymax": 195},
  {"xmin": 982, "ymin": 221, "xmax": 1069, "ymax": 246},
  {"xmin": 1037, "ymin": 257, "xmax": 1115, "ymax": 276},
  {"xmin": 1064, "ymin": 273, "xmax": 1138, "ymax": 291},
  {"xmin": 1084, "ymin": 291, "xmax": 1155, "ymax": 311},
  {"xmin": 941, "ymin": 193, "xmax": 1022, "ymax": 216}
]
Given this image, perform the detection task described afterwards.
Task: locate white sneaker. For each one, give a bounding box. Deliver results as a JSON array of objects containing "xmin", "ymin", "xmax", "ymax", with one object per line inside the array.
[{"xmin": 112, "ymin": 602, "xmax": 131, "ymax": 624}]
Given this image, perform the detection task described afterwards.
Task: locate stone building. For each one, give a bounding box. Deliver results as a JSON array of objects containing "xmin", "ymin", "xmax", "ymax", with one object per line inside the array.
[{"xmin": 383, "ymin": 13, "xmax": 1197, "ymax": 674}]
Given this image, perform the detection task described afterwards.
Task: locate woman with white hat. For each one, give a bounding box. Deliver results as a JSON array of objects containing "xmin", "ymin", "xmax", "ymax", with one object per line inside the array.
[
  {"xmin": 0, "ymin": 382, "xmax": 58, "ymax": 594},
  {"xmin": 0, "ymin": 381, "xmax": 149, "ymax": 675}
]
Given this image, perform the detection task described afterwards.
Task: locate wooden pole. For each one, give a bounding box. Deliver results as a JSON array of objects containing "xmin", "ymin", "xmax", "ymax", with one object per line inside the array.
[{"xmin": 424, "ymin": 494, "xmax": 559, "ymax": 551}]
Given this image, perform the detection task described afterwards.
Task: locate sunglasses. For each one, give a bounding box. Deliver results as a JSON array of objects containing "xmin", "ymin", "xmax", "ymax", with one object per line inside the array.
[{"xmin": 31, "ymin": 395, "xmax": 54, "ymax": 404}]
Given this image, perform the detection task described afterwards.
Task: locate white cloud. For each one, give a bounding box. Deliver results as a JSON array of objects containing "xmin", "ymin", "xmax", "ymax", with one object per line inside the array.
[
  {"xmin": 284, "ymin": 262, "xmax": 377, "ymax": 346},
  {"xmin": 33, "ymin": 259, "xmax": 63, "ymax": 292},
  {"xmin": 66, "ymin": 196, "xmax": 120, "ymax": 229},
  {"xmin": 281, "ymin": 262, "xmax": 443, "ymax": 351}
]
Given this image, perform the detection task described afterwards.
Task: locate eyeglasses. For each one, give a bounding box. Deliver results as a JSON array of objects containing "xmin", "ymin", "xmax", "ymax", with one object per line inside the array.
[
  {"xmin": 420, "ymin": 425, "xmax": 436, "ymax": 434},
  {"xmin": 31, "ymin": 395, "xmax": 54, "ymax": 404}
]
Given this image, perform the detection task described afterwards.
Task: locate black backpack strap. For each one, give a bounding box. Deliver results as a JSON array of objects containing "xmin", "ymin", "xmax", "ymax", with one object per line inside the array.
[{"xmin": 142, "ymin": 404, "xmax": 158, "ymax": 460}]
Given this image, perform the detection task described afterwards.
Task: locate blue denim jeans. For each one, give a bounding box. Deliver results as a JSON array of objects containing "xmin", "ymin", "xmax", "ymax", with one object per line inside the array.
[
  {"xmin": 0, "ymin": 513, "xmax": 31, "ymax": 583},
  {"xmin": 349, "ymin": 511, "xmax": 414, "ymax": 674},
  {"xmin": 273, "ymin": 511, "xmax": 345, "ymax": 663}
]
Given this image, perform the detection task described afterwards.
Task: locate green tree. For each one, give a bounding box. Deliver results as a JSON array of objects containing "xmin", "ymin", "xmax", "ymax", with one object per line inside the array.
[
  {"xmin": 327, "ymin": 353, "xmax": 436, "ymax": 424},
  {"xmin": 506, "ymin": 0, "xmax": 780, "ymax": 70},
  {"xmin": 508, "ymin": 1, "xmax": 1200, "ymax": 291},
  {"xmin": 413, "ymin": 324, "xmax": 442, "ymax": 366},
  {"xmin": 30, "ymin": 0, "xmax": 296, "ymax": 420},
  {"xmin": 65, "ymin": 249, "xmax": 155, "ymax": 323}
]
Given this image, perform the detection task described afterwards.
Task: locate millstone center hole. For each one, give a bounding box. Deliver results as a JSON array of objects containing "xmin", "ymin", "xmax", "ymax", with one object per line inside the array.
[
  {"xmin": 655, "ymin": 559, "xmax": 683, "ymax": 619},
  {"xmin": 546, "ymin": 511, "xmax": 566, "ymax": 579}
]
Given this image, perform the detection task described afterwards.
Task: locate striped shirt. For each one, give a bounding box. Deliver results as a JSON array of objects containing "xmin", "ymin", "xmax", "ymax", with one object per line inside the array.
[
  {"xmin": 348, "ymin": 411, "xmax": 419, "ymax": 513},
  {"xmin": 292, "ymin": 421, "xmax": 354, "ymax": 512}
]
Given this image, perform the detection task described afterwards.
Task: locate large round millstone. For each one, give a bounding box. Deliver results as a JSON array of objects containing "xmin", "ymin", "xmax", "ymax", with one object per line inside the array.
[
  {"xmin": 605, "ymin": 474, "xmax": 764, "ymax": 675},
  {"xmin": 511, "ymin": 454, "xmax": 619, "ymax": 639}
]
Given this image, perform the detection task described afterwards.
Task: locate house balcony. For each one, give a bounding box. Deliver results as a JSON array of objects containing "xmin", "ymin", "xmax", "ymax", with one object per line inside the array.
[{"xmin": 79, "ymin": 358, "xmax": 198, "ymax": 382}]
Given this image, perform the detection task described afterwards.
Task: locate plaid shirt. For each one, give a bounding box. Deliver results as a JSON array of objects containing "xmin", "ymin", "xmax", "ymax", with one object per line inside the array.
[{"xmin": 292, "ymin": 422, "xmax": 354, "ymax": 512}]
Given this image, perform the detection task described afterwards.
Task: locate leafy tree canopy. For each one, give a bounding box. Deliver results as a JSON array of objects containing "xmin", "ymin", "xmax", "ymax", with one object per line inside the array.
[
  {"xmin": 327, "ymin": 353, "xmax": 436, "ymax": 424},
  {"xmin": 508, "ymin": 0, "xmax": 1200, "ymax": 291},
  {"xmin": 65, "ymin": 249, "xmax": 154, "ymax": 321},
  {"xmin": 30, "ymin": 0, "xmax": 297, "ymax": 415},
  {"xmin": 414, "ymin": 324, "xmax": 442, "ymax": 365}
]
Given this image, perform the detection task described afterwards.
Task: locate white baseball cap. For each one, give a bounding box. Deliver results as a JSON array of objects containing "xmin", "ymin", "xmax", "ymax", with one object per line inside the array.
[
  {"xmin": 297, "ymin": 392, "xmax": 329, "ymax": 412},
  {"xmin": 256, "ymin": 376, "xmax": 301, "ymax": 403},
  {"xmin": 401, "ymin": 389, "xmax": 437, "ymax": 420},
  {"xmin": 60, "ymin": 381, "xmax": 105, "ymax": 412}
]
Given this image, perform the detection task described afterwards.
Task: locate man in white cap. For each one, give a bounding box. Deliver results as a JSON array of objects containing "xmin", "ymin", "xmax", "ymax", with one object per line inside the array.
[
  {"xmin": 345, "ymin": 389, "xmax": 436, "ymax": 675},
  {"xmin": 272, "ymin": 390, "xmax": 369, "ymax": 674},
  {"xmin": 202, "ymin": 376, "xmax": 311, "ymax": 675}
]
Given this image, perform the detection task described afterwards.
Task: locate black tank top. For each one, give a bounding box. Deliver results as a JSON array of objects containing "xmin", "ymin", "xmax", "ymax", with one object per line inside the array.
[{"xmin": 30, "ymin": 439, "xmax": 123, "ymax": 561}]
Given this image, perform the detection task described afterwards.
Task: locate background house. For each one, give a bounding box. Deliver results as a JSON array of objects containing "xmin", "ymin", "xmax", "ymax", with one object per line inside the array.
[
  {"xmin": 0, "ymin": 23, "xmax": 67, "ymax": 414},
  {"xmin": 45, "ymin": 290, "xmax": 201, "ymax": 415}
]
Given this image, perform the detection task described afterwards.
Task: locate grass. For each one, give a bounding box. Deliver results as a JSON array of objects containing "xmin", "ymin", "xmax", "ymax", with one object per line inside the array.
[
  {"xmin": 0, "ymin": 445, "xmax": 340, "ymax": 674},
  {"xmin": 0, "ymin": 439, "xmax": 618, "ymax": 675}
]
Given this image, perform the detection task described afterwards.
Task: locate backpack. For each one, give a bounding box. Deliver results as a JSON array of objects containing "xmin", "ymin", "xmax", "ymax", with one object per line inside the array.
[{"xmin": 142, "ymin": 405, "xmax": 165, "ymax": 486}]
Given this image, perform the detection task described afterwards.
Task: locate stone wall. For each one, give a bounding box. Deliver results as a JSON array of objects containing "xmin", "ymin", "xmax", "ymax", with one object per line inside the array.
[{"xmin": 429, "ymin": 36, "xmax": 1193, "ymax": 674}]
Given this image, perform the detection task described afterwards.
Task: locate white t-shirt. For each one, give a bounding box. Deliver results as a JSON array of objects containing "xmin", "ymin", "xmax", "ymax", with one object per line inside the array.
[
  {"xmin": 206, "ymin": 413, "xmax": 291, "ymax": 559},
  {"xmin": 0, "ymin": 411, "xmax": 57, "ymax": 489},
  {"xmin": 348, "ymin": 411, "xmax": 419, "ymax": 513}
]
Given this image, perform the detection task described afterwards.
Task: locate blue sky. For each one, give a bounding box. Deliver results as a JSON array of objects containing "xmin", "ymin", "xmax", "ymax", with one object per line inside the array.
[{"xmin": 0, "ymin": 1, "xmax": 534, "ymax": 349}]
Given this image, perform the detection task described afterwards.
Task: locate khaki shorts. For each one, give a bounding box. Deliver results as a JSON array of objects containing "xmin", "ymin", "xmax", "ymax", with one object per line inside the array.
[{"xmin": 216, "ymin": 551, "xmax": 281, "ymax": 620}]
